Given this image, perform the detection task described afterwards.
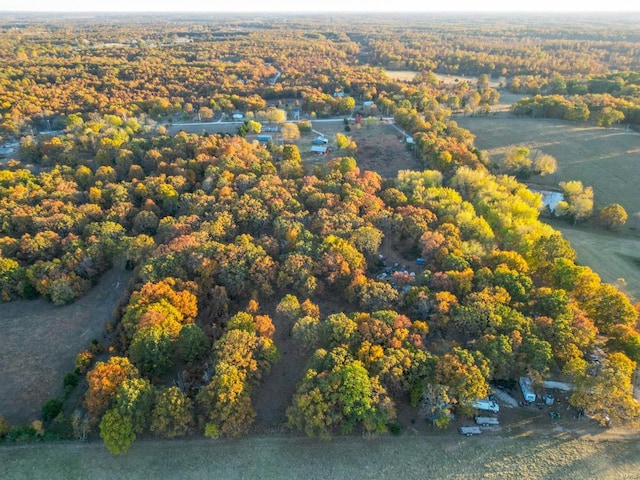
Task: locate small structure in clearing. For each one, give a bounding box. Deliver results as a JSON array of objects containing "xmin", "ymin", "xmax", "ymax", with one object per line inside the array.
[{"xmin": 311, "ymin": 145, "xmax": 329, "ymax": 155}]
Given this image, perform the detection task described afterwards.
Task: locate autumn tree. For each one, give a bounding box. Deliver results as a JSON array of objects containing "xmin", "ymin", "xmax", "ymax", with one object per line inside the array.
[
  {"xmin": 335, "ymin": 133, "xmax": 350, "ymax": 150},
  {"xmin": 150, "ymin": 387, "xmax": 194, "ymax": 438},
  {"xmin": 282, "ymin": 123, "xmax": 300, "ymax": 142},
  {"xmin": 85, "ymin": 357, "xmax": 139, "ymax": 421},
  {"xmin": 567, "ymin": 353, "xmax": 640, "ymax": 427},
  {"xmin": 532, "ymin": 153, "xmax": 558, "ymax": 176},
  {"xmin": 598, "ymin": 203, "xmax": 627, "ymax": 230},
  {"xmin": 556, "ymin": 181, "xmax": 594, "ymax": 224}
]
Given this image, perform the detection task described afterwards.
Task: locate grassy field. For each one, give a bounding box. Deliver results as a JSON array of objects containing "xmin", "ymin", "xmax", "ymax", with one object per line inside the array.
[
  {"xmin": 455, "ymin": 115, "xmax": 640, "ymax": 300},
  {"xmin": 385, "ymin": 70, "xmax": 419, "ymax": 82},
  {"xmin": 455, "ymin": 116, "xmax": 640, "ymax": 215},
  {"xmin": 0, "ymin": 267, "xmax": 132, "ymax": 425},
  {"xmin": 1, "ymin": 431, "xmax": 639, "ymax": 480},
  {"xmin": 551, "ymin": 222, "xmax": 640, "ymax": 301}
]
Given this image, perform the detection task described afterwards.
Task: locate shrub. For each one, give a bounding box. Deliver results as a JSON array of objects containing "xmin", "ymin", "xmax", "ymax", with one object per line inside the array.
[
  {"xmin": 42, "ymin": 399, "xmax": 63, "ymax": 423},
  {"xmin": 0, "ymin": 414, "xmax": 10, "ymax": 437},
  {"xmin": 75, "ymin": 349, "xmax": 94, "ymax": 374},
  {"xmin": 64, "ymin": 372, "xmax": 79, "ymax": 396}
]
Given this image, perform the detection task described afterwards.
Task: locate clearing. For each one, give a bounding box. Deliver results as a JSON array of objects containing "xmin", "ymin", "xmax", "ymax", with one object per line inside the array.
[
  {"xmin": 1, "ymin": 428, "xmax": 639, "ymax": 480},
  {"xmin": 455, "ymin": 114, "xmax": 640, "ymax": 300},
  {"xmin": 550, "ymin": 221, "xmax": 640, "ymax": 302},
  {"xmin": 305, "ymin": 119, "xmax": 421, "ymax": 178},
  {"xmin": 455, "ymin": 115, "xmax": 640, "ymax": 215},
  {"xmin": 0, "ymin": 267, "xmax": 132, "ymax": 425}
]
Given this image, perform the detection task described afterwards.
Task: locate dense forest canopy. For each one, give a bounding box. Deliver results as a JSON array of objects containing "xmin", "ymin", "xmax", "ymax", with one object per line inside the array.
[{"xmin": 0, "ymin": 13, "xmax": 638, "ymax": 451}]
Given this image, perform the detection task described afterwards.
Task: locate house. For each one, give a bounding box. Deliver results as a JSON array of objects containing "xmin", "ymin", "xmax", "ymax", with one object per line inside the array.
[
  {"xmin": 311, "ymin": 145, "xmax": 329, "ymax": 155},
  {"xmin": 257, "ymin": 134, "xmax": 273, "ymax": 143},
  {"xmin": 312, "ymin": 136, "xmax": 328, "ymax": 145}
]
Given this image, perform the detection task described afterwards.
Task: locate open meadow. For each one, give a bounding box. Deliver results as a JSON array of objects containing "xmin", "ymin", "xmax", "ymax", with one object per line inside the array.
[
  {"xmin": 1, "ymin": 430, "xmax": 639, "ymax": 480},
  {"xmin": 455, "ymin": 115, "xmax": 640, "ymax": 300},
  {"xmin": 0, "ymin": 268, "xmax": 131, "ymax": 425},
  {"xmin": 455, "ymin": 116, "xmax": 640, "ymax": 215}
]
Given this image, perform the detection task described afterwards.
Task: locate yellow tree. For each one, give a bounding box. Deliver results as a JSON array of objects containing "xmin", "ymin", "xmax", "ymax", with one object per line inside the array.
[
  {"xmin": 567, "ymin": 353, "xmax": 640, "ymax": 426},
  {"xmin": 282, "ymin": 123, "xmax": 300, "ymax": 142}
]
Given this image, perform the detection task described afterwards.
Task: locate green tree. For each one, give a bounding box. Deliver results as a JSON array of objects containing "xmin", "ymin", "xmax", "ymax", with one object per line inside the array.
[
  {"xmin": 99, "ymin": 409, "xmax": 136, "ymax": 455},
  {"xmin": 175, "ymin": 324, "xmax": 210, "ymax": 364},
  {"xmin": 129, "ymin": 325, "xmax": 174, "ymax": 378},
  {"xmin": 114, "ymin": 378, "xmax": 154, "ymax": 434}
]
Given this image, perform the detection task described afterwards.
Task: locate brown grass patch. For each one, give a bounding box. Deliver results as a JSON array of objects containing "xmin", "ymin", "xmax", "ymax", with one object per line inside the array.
[{"xmin": 0, "ymin": 267, "xmax": 132, "ymax": 424}]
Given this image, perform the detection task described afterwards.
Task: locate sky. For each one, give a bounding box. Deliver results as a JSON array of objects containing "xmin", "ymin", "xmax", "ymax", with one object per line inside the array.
[{"xmin": 1, "ymin": 0, "xmax": 640, "ymax": 13}]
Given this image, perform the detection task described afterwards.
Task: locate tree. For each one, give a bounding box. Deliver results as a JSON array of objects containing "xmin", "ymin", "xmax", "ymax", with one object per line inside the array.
[
  {"xmin": 0, "ymin": 414, "xmax": 9, "ymax": 437},
  {"xmin": 175, "ymin": 324, "xmax": 210, "ymax": 364},
  {"xmin": 246, "ymin": 120, "xmax": 261, "ymax": 133},
  {"xmin": 298, "ymin": 120, "xmax": 312, "ymax": 133},
  {"xmin": 598, "ymin": 203, "xmax": 627, "ymax": 230},
  {"xmin": 150, "ymin": 387, "xmax": 194, "ymax": 438},
  {"xmin": 287, "ymin": 359, "xmax": 395, "ymax": 438},
  {"xmin": 85, "ymin": 357, "xmax": 138, "ymax": 421},
  {"xmin": 199, "ymin": 107, "xmax": 214, "ymax": 121},
  {"xmin": 499, "ymin": 147, "xmax": 531, "ymax": 176},
  {"xmin": 265, "ymin": 108, "xmax": 287, "ymax": 124},
  {"xmin": 197, "ymin": 362, "xmax": 255, "ymax": 438},
  {"xmin": 434, "ymin": 348, "xmax": 490, "ymax": 412},
  {"xmin": 113, "ymin": 378, "xmax": 155, "ymax": 434},
  {"xmin": 129, "ymin": 325, "xmax": 174, "ymax": 378},
  {"xmin": 532, "ymin": 154, "xmax": 557, "ymax": 176},
  {"xmin": 335, "ymin": 133, "xmax": 350, "ymax": 150},
  {"xmin": 99, "ymin": 409, "xmax": 136, "ymax": 455},
  {"xmin": 593, "ymin": 107, "xmax": 624, "ymax": 128},
  {"xmin": 567, "ymin": 353, "xmax": 640, "ymax": 427},
  {"xmin": 338, "ymin": 96, "xmax": 356, "ymax": 114},
  {"xmin": 282, "ymin": 123, "xmax": 300, "ymax": 142},
  {"xmin": 557, "ymin": 181, "xmax": 594, "ymax": 224}
]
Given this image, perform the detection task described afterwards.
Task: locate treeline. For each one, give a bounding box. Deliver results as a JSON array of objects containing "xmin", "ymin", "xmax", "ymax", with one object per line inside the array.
[
  {"xmin": 510, "ymin": 73, "xmax": 640, "ymax": 126},
  {"xmin": 363, "ymin": 16, "xmax": 640, "ymax": 76}
]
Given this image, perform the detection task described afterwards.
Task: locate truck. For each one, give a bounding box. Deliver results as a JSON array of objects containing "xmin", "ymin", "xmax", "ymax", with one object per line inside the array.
[
  {"xmin": 475, "ymin": 416, "xmax": 500, "ymax": 427},
  {"xmin": 519, "ymin": 376, "xmax": 536, "ymax": 403},
  {"xmin": 459, "ymin": 426, "xmax": 482, "ymax": 436},
  {"xmin": 470, "ymin": 398, "xmax": 500, "ymax": 413}
]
